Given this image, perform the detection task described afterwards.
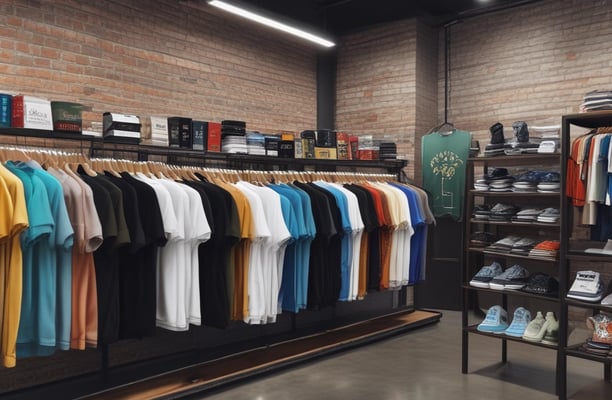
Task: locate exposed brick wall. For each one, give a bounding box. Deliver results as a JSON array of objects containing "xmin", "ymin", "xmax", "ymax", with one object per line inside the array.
[
  {"xmin": 442, "ymin": 0, "xmax": 612, "ymax": 145},
  {"xmin": 0, "ymin": 0, "xmax": 317, "ymax": 134},
  {"xmin": 335, "ymin": 20, "xmax": 418, "ymax": 178}
]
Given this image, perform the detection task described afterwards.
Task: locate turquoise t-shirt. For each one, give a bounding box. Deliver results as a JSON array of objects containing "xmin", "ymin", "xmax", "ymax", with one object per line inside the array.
[{"xmin": 421, "ymin": 129, "xmax": 471, "ymax": 220}]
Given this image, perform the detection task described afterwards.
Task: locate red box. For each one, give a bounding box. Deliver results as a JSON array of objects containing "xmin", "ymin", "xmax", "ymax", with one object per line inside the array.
[{"xmin": 207, "ymin": 122, "xmax": 221, "ymax": 152}]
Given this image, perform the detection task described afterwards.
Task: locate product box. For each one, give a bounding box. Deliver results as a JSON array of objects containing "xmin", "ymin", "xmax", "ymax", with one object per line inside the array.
[
  {"xmin": 0, "ymin": 94, "xmax": 11, "ymax": 128},
  {"xmin": 300, "ymin": 130, "xmax": 316, "ymax": 159},
  {"xmin": 294, "ymin": 138, "xmax": 303, "ymax": 159},
  {"xmin": 357, "ymin": 149, "xmax": 379, "ymax": 160},
  {"xmin": 265, "ymin": 135, "xmax": 281, "ymax": 157},
  {"xmin": 336, "ymin": 131, "xmax": 349, "ymax": 160},
  {"xmin": 167, "ymin": 117, "xmax": 192, "ymax": 149},
  {"xmin": 149, "ymin": 116, "xmax": 168, "ymax": 142},
  {"xmin": 207, "ymin": 122, "xmax": 221, "ymax": 152},
  {"xmin": 349, "ymin": 135, "xmax": 359, "ymax": 160},
  {"xmin": 51, "ymin": 101, "xmax": 83, "ymax": 133},
  {"xmin": 191, "ymin": 120, "xmax": 207, "ymax": 151},
  {"xmin": 12, "ymin": 95, "xmax": 53, "ymax": 130},
  {"xmin": 314, "ymin": 146, "xmax": 337, "ymax": 160},
  {"xmin": 102, "ymin": 112, "xmax": 141, "ymax": 141},
  {"xmin": 278, "ymin": 139, "xmax": 295, "ymax": 158}
]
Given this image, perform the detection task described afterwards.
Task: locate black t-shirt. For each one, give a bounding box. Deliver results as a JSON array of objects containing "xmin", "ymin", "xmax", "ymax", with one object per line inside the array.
[
  {"xmin": 293, "ymin": 181, "xmax": 338, "ymax": 309},
  {"xmin": 118, "ymin": 172, "xmax": 166, "ymax": 338},
  {"xmin": 345, "ymin": 184, "xmax": 381, "ymax": 290},
  {"xmin": 187, "ymin": 181, "xmax": 240, "ymax": 329},
  {"xmin": 78, "ymin": 172, "xmax": 120, "ymax": 345}
]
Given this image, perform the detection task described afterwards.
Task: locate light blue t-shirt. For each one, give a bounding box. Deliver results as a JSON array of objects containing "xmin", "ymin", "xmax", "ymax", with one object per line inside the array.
[{"xmin": 16, "ymin": 162, "xmax": 74, "ymax": 357}]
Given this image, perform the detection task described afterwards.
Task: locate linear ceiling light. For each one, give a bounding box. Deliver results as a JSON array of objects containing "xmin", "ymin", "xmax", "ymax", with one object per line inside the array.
[{"xmin": 208, "ymin": 0, "xmax": 335, "ymax": 48}]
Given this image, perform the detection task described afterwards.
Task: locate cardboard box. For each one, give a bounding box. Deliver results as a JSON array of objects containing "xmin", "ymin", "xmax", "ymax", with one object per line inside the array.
[
  {"xmin": 167, "ymin": 117, "xmax": 192, "ymax": 149},
  {"xmin": 0, "ymin": 94, "xmax": 11, "ymax": 128},
  {"xmin": 191, "ymin": 120, "xmax": 207, "ymax": 151},
  {"xmin": 12, "ymin": 95, "xmax": 53, "ymax": 130},
  {"xmin": 314, "ymin": 146, "xmax": 337, "ymax": 159},
  {"xmin": 207, "ymin": 122, "xmax": 221, "ymax": 152},
  {"xmin": 278, "ymin": 139, "xmax": 295, "ymax": 158},
  {"xmin": 51, "ymin": 101, "xmax": 83, "ymax": 133},
  {"xmin": 336, "ymin": 131, "xmax": 349, "ymax": 160}
]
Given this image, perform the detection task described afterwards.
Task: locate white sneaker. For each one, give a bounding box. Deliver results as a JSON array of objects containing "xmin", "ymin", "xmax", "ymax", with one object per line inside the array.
[{"xmin": 541, "ymin": 312, "xmax": 559, "ymax": 345}]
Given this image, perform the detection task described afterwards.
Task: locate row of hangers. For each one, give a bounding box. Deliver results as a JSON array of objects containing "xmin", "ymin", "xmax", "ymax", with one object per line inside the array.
[{"xmin": 0, "ymin": 145, "xmax": 399, "ymax": 185}]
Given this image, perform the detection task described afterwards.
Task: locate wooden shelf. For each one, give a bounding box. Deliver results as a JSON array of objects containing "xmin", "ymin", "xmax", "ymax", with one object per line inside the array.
[
  {"xmin": 565, "ymin": 298, "xmax": 612, "ymax": 313},
  {"xmin": 565, "ymin": 343, "xmax": 612, "ymax": 364},
  {"xmin": 465, "ymin": 325, "xmax": 559, "ymax": 350},
  {"xmin": 469, "ymin": 219, "xmax": 560, "ymax": 228},
  {"xmin": 468, "ymin": 153, "xmax": 561, "ymax": 165},
  {"xmin": 468, "ymin": 247, "xmax": 559, "ymax": 263},
  {"xmin": 470, "ymin": 190, "xmax": 560, "ymax": 198},
  {"xmin": 462, "ymin": 284, "xmax": 560, "ymax": 302}
]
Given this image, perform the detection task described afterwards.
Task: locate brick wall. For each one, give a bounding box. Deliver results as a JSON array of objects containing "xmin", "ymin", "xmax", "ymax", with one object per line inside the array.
[
  {"xmin": 0, "ymin": 0, "xmax": 318, "ymax": 134},
  {"xmin": 442, "ymin": 0, "xmax": 612, "ymax": 145},
  {"xmin": 335, "ymin": 19, "xmax": 418, "ymax": 177}
]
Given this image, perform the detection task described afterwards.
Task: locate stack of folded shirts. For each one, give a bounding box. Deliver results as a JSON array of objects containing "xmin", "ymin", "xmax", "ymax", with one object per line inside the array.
[
  {"xmin": 580, "ymin": 90, "xmax": 612, "ymax": 112},
  {"xmin": 528, "ymin": 240, "xmax": 560, "ymax": 259},
  {"xmin": 222, "ymin": 120, "xmax": 246, "ymax": 136},
  {"xmin": 222, "ymin": 135, "xmax": 248, "ymax": 153},
  {"xmin": 489, "ymin": 178, "xmax": 515, "ymax": 192},
  {"xmin": 379, "ymin": 142, "xmax": 397, "ymax": 159},
  {"xmin": 512, "ymin": 181, "xmax": 537, "ymax": 192},
  {"xmin": 520, "ymin": 272, "xmax": 559, "ymax": 296},
  {"xmin": 470, "ymin": 231, "xmax": 496, "ymax": 247},
  {"xmin": 488, "ymin": 203, "xmax": 520, "ymax": 221},
  {"xmin": 580, "ymin": 340, "xmax": 612, "ymax": 356},
  {"xmin": 246, "ymin": 131, "xmax": 266, "ymax": 155},
  {"xmin": 510, "ymin": 237, "xmax": 538, "ymax": 256},
  {"xmin": 474, "ymin": 177, "xmax": 489, "ymax": 191},
  {"xmin": 537, "ymin": 182, "xmax": 560, "ymax": 193},
  {"xmin": 473, "ymin": 204, "xmax": 491, "ymax": 220},
  {"xmin": 567, "ymin": 271, "xmax": 605, "ymax": 302},
  {"xmin": 484, "ymin": 143, "xmax": 509, "ymax": 157},
  {"xmin": 537, "ymin": 208, "xmax": 560, "ymax": 223},
  {"xmin": 487, "ymin": 235, "xmax": 521, "ymax": 253},
  {"xmin": 512, "ymin": 208, "xmax": 542, "ymax": 222}
]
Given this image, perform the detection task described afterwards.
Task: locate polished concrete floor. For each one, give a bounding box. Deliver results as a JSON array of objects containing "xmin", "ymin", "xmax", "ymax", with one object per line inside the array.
[{"xmin": 196, "ymin": 310, "xmax": 610, "ymax": 400}]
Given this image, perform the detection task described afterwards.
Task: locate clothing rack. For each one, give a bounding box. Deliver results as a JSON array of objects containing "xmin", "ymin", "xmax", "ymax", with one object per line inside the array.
[{"xmin": 0, "ymin": 131, "xmax": 429, "ymax": 399}]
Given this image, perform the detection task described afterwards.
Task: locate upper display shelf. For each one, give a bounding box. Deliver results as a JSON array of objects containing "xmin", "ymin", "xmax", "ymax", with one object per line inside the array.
[
  {"xmin": 468, "ymin": 153, "xmax": 560, "ymax": 165},
  {"xmin": 562, "ymin": 110, "xmax": 612, "ymax": 129}
]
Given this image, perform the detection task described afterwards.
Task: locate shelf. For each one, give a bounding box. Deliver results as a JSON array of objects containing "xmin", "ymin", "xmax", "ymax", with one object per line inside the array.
[
  {"xmin": 468, "ymin": 153, "xmax": 561, "ymax": 165},
  {"xmin": 462, "ymin": 284, "xmax": 560, "ymax": 303},
  {"xmin": 469, "ymin": 219, "xmax": 560, "ymax": 228},
  {"xmin": 468, "ymin": 247, "xmax": 559, "ymax": 263},
  {"xmin": 563, "ymin": 110, "xmax": 612, "ymax": 129},
  {"xmin": 0, "ymin": 127, "xmax": 408, "ymax": 171},
  {"xmin": 566, "ymin": 343, "xmax": 612, "ymax": 364},
  {"xmin": 465, "ymin": 325, "xmax": 558, "ymax": 350},
  {"xmin": 470, "ymin": 190, "xmax": 560, "ymax": 197},
  {"xmin": 565, "ymin": 298, "xmax": 612, "ymax": 313}
]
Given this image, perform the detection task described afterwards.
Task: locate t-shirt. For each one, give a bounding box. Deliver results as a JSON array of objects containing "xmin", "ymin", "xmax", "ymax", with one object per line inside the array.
[
  {"xmin": 421, "ymin": 129, "xmax": 471, "ymax": 220},
  {"xmin": 0, "ymin": 164, "xmax": 29, "ymax": 368}
]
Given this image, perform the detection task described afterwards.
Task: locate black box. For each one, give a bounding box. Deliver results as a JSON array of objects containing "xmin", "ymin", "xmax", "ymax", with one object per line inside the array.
[
  {"xmin": 168, "ymin": 117, "xmax": 192, "ymax": 148},
  {"xmin": 191, "ymin": 120, "xmax": 207, "ymax": 151}
]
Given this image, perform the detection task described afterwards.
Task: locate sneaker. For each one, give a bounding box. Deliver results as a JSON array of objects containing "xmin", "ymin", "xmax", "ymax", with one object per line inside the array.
[
  {"xmin": 489, "ymin": 264, "xmax": 530, "ymax": 290},
  {"xmin": 522, "ymin": 311, "xmax": 548, "ymax": 342},
  {"xmin": 541, "ymin": 313, "xmax": 559, "ymax": 345},
  {"xmin": 504, "ymin": 307, "xmax": 532, "ymax": 337},
  {"xmin": 520, "ymin": 272, "xmax": 559, "ymax": 297},
  {"xmin": 469, "ymin": 262, "xmax": 503, "ymax": 288},
  {"xmin": 477, "ymin": 305, "xmax": 509, "ymax": 334}
]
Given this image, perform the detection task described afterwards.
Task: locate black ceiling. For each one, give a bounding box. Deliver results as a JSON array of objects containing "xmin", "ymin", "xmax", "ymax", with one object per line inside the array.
[{"xmin": 238, "ymin": 0, "xmax": 541, "ymax": 36}]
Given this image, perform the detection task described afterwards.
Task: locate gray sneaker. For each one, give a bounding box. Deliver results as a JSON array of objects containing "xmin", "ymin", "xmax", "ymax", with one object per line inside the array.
[
  {"xmin": 489, "ymin": 264, "xmax": 529, "ymax": 290},
  {"xmin": 469, "ymin": 262, "xmax": 503, "ymax": 288}
]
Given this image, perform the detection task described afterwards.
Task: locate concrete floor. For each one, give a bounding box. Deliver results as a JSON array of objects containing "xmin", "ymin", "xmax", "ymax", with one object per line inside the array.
[{"xmin": 196, "ymin": 310, "xmax": 611, "ymax": 400}]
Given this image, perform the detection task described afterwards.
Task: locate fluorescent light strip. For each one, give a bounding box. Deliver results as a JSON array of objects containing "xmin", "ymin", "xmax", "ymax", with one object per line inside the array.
[{"xmin": 208, "ymin": 0, "xmax": 335, "ymax": 48}]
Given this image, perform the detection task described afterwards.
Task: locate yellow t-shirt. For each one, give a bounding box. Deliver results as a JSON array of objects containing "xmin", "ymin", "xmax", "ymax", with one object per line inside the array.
[{"xmin": 0, "ymin": 164, "xmax": 29, "ymax": 368}]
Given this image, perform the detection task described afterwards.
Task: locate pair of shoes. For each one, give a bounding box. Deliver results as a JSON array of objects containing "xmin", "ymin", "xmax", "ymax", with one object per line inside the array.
[
  {"xmin": 522, "ymin": 311, "xmax": 559, "ymax": 344},
  {"xmin": 504, "ymin": 307, "xmax": 531, "ymax": 337},
  {"xmin": 477, "ymin": 305, "xmax": 508, "ymax": 333},
  {"xmin": 470, "ymin": 263, "xmax": 529, "ymax": 290},
  {"xmin": 520, "ymin": 272, "xmax": 559, "ymax": 297}
]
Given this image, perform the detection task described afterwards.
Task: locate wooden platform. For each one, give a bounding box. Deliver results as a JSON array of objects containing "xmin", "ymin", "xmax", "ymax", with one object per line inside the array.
[{"xmin": 79, "ymin": 309, "xmax": 442, "ymax": 400}]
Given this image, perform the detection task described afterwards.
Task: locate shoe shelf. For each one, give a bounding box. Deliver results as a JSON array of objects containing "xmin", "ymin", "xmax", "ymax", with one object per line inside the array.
[
  {"xmin": 470, "ymin": 219, "xmax": 560, "ymax": 228},
  {"xmin": 564, "ymin": 298, "xmax": 612, "ymax": 313},
  {"xmin": 462, "ymin": 285, "xmax": 560, "ymax": 303},
  {"xmin": 467, "ymin": 247, "xmax": 558, "ymax": 263},
  {"xmin": 565, "ymin": 343, "xmax": 612, "ymax": 364},
  {"xmin": 470, "ymin": 190, "xmax": 560, "ymax": 198},
  {"xmin": 462, "ymin": 136, "xmax": 563, "ymax": 395},
  {"xmin": 465, "ymin": 325, "xmax": 558, "ymax": 350}
]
